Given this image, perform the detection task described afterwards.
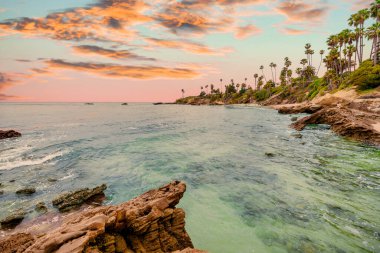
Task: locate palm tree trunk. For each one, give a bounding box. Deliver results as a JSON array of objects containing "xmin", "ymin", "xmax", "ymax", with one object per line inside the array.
[
  {"xmin": 317, "ymin": 55, "xmax": 322, "ymax": 76},
  {"xmin": 374, "ymin": 36, "xmax": 378, "ymax": 65}
]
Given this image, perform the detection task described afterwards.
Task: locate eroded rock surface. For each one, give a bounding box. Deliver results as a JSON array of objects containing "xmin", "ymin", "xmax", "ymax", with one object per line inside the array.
[
  {"xmin": 0, "ymin": 181, "xmax": 199, "ymax": 253},
  {"xmin": 291, "ymin": 107, "xmax": 380, "ymax": 145},
  {"xmin": 0, "ymin": 130, "xmax": 21, "ymax": 140},
  {"xmin": 52, "ymin": 184, "xmax": 107, "ymax": 212}
]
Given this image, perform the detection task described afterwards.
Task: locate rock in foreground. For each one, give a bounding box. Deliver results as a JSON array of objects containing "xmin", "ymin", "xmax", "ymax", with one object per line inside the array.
[
  {"xmin": 52, "ymin": 184, "xmax": 107, "ymax": 212},
  {"xmin": 0, "ymin": 130, "xmax": 21, "ymax": 140},
  {"xmin": 0, "ymin": 181, "xmax": 201, "ymax": 253}
]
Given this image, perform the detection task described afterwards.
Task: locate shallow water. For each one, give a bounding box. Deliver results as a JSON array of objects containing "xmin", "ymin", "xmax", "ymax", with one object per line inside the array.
[{"xmin": 0, "ymin": 103, "xmax": 379, "ymax": 253}]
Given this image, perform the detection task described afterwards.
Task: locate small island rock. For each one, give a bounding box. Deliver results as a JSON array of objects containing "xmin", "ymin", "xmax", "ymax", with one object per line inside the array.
[
  {"xmin": 16, "ymin": 187, "xmax": 36, "ymax": 195},
  {"xmin": 0, "ymin": 130, "xmax": 21, "ymax": 140}
]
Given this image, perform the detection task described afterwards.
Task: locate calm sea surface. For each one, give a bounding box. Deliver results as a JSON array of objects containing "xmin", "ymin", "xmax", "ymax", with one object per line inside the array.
[{"xmin": 0, "ymin": 103, "xmax": 379, "ymax": 252}]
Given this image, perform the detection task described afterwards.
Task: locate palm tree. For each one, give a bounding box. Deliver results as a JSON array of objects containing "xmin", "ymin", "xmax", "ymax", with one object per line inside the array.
[
  {"xmin": 317, "ymin": 50, "xmax": 325, "ymax": 76},
  {"xmin": 181, "ymin": 89, "xmax": 185, "ymax": 98},
  {"xmin": 260, "ymin": 65, "xmax": 267, "ymax": 83},
  {"xmin": 366, "ymin": 23, "xmax": 380, "ymax": 65},
  {"xmin": 220, "ymin": 78, "xmax": 223, "ymax": 93},
  {"xmin": 305, "ymin": 43, "xmax": 312, "ymax": 65},
  {"xmin": 349, "ymin": 9, "xmax": 370, "ymax": 64},
  {"xmin": 269, "ymin": 62, "xmax": 275, "ymax": 82},
  {"xmin": 254, "ymin": 74, "xmax": 258, "ymax": 90},
  {"xmin": 273, "ymin": 63, "xmax": 277, "ymax": 85},
  {"xmin": 205, "ymin": 85, "xmax": 209, "ymax": 94},
  {"xmin": 347, "ymin": 45, "xmax": 356, "ymax": 71}
]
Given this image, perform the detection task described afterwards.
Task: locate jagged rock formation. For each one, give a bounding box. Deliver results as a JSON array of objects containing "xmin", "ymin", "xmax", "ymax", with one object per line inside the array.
[
  {"xmin": 291, "ymin": 107, "xmax": 380, "ymax": 145},
  {"xmin": 0, "ymin": 181, "xmax": 202, "ymax": 253},
  {"xmin": 0, "ymin": 130, "xmax": 21, "ymax": 140},
  {"xmin": 277, "ymin": 103, "xmax": 322, "ymax": 114},
  {"xmin": 52, "ymin": 184, "xmax": 107, "ymax": 212}
]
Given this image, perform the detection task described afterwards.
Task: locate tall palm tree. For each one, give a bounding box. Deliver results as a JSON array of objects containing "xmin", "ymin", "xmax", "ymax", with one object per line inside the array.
[
  {"xmin": 349, "ymin": 9, "xmax": 370, "ymax": 64},
  {"xmin": 254, "ymin": 74, "xmax": 258, "ymax": 90},
  {"xmin": 366, "ymin": 23, "xmax": 380, "ymax": 65},
  {"xmin": 220, "ymin": 78, "xmax": 223, "ymax": 93},
  {"xmin": 317, "ymin": 50, "xmax": 325, "ymax": 76},
  {"xmin": 305, "ymin": 43, "xmax": 312, "ymax": 66},
  {"xmin": 273, "ymin": 63, "xmax": 277, "ymax": 84},
  {"xmin": 269, "ymin": 62, "xmax": 275, "ymax": 82},
  {"xmin": 181, "ymin": 89, "xmax": 185, "ymax": 98},
  {"xmin": 347, "ymin": 45, "xmax": 356, "ymax": 72},
  {"xmin": 260, "ymin": 65, "xmax": 267, "ymax": 83}
]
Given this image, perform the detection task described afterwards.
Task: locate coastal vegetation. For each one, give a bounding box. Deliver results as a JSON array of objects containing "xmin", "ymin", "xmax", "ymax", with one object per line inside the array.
[{"xmin": 176, "ymin": 1, "xmax": 380, "ymax": 105}]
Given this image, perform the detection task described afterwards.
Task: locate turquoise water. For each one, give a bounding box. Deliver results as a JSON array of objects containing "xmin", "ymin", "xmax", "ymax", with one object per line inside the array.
[{"xmin": 0, "ymin": 103, "xmax": 379, "ymax": 252}]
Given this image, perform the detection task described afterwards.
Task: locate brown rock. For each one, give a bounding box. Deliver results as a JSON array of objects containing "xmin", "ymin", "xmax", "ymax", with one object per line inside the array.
[
  {"xmin": 0, "ymin": 130, "xmax": 21, "ymax": 140},
  {"xmin": 16, "ymin": 187, "xmax": 36, "ymax": 195},
  {"xmin": 291, "ymin": 107, "xmax": 380, "ymax": 145},
  {"xmin": 277, "ymin": 103, "xmax": 322, "ymax": 114},
  {"xmin": 0, "ymin": 181, "xmax": 199, "ymax": 253},
  {"xmin": 0, "ymin": 210, "xmax": 26, "ymax": 229},
  {"xmin": 52, "ymin": 184, "xmax": 107, "ymax": 212}
]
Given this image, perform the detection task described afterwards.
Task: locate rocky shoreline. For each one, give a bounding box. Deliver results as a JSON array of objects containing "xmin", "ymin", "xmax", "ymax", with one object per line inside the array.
[
  {"xmin": 273, "ymin": 91, "xmax": 380, "ymax": 146},
  {"xmin": 0, "ymin": 181, "xmax": 204, "ymax": 253}
]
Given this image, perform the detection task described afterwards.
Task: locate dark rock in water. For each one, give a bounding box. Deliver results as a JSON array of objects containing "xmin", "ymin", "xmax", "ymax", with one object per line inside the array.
[
  {"xmin": 153, "ymin": 102, "xmax": 163, "ymax": 105},
  {"xmin": 291, "ymin": 116, "xmax": 298, "ymax": 122},
  {"xmin": 35, "ymin": 202, "xmax": 47, "ymax": 213},
  {"xmin": 85, "ymin": 102, "xmax": 94, "ymax": 105},
  {"xmin": 0, "ymin": 190, "xmax": 3, "ymax": 195},
  {"xmin": 0, "ymin": 181, "xmax": 200, "ymax": 253},
  {"xmin": 121, "ymin": 102, "xmax": 128, "ymax": 105},
  {"xmin": 9, "ymin": 180, "xmax": 15, "ymax": 183},
  {"xmin": 291, "ymin": 133, "xmax": 303, "ymax": 138},
  {"xmin": 0, "ymin": 130, "xmax": 21, "ymax": 140},
  {"xmin": 0, "ymin": 210, "xmax": 26, "ymax": 229},
  {"xmin": 52, "ymin": 184, "xmax": 107, "ymax": 212},
  {"xmin": 265, "ymin": 152, "xmax": 275, "ymax": 157},
  {"xmin": 47, "ymin": 178, "xmax": 57, "ymax": 182},
  {"xmin": 16, "ymin": 187, "xmax": 36, "ymax": 195}
]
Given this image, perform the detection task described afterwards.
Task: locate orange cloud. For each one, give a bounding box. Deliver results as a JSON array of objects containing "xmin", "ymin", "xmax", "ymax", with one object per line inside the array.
[
  {"xmin": 235, "ymin": 24, "xmax": 261, "ymax": 39},
  {"xmin": 281, "ymin": 27, "xmax": 308, "ymax": 35},
  {"xmin": 46, "ymin": 59, "xmax": 200, "ymax": 79},
  {"xmin": 145, "ymin": 38, "xmax": 232, "ymax": 55},
  {"xmin": 73, "ymin": 45, "xmax": 156, "ymax": 61},
  {"xmin": 276, "ymin": 1, "xmax": 330, "ymax": 23}
]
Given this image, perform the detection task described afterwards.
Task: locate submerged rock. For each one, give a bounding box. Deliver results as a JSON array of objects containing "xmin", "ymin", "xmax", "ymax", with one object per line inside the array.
[
  {"xmin": 16, "ymin": 187, "xmax": 36, "ymax": 195},
  {"xmin": 265, "ymin": 152, "xmax": 275, "ymax": 157},
  {"xmin": 291, "ymin": 116, "xmax": 298, "ymax": 122},
  {"xmin": 35, "ymin": 202, "xmax": 47, "ymax": 213},
  {"xmin": 291, "ymin": 133, "xmax": 303, "ymax": 138},
  {"xmin": 121, "ymin": 103, "xmax": 128, "ymax": 105},
  {"xmin": 0, "ymin": 190, "xmax": 3, "ymax": 195},
  {"xmin": 52, "ymin": 184, "xmax": 107, "ymax": 212},
  {"xmin": 0, "ymin": 210, "xmax": 26, "ymax": 229},
  {"xmin": 0, "ymin": 181, "xmax": 199, "ymax": 253},
  {"xmin": 0, "ymin": 130, "xmax": 21, "ymax": 140}
]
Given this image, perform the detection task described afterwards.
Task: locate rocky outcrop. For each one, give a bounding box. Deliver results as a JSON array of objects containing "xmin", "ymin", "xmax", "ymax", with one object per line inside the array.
[
  {"xmin": 0, "ymin": 210, "xmax": 26, "ymax": 229},
  {"xmin": 276, "ymin": 103, "xmax": 323, "ymax": 114},
  {"xmin": 16, "ymin": 187, "xmax": 36, "ymax": 195},
  {"xmin": 291, "ymin": 107, "xmax": 380, "ymax": 145},
  {"xmin": 0, "ymin": 130, "xmax": 21, "ymax": 140},
  {"xmin": 52, "ymin": 184, "xmax": 107, "ymax": 212},
  {"xmin": 0, "ymin": 181, "xmax": 200, "ymax": 253}
]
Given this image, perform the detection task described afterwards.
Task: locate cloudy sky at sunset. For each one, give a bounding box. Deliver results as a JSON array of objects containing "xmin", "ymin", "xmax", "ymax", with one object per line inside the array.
[{"xmin": 0, "ymin": 0, "xmax": 373, "ymax": 102}]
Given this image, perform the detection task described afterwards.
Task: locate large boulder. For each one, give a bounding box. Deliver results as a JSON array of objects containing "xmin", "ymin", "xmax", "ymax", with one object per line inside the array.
[
  {"xmin": 0, "ymin": 181, "xmax": 199, "ymax": 253},
  {"xmin": 52, "ymin": 184, "xmax": 107, "ymax": 212},
  {"xmin": 0, "ymin": 130, "xmax": 21, "ymax": 140}
]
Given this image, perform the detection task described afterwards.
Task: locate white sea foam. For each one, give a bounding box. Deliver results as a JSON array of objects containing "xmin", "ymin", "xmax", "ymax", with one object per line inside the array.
[{"xmin": 0, "ymin": 149, "xmax": 68, "ymax": 171}]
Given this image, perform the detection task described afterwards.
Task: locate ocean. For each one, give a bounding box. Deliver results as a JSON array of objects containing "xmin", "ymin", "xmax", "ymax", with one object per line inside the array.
[{"xmin": 0, "ymin": 103, "xmax": 379, "ymax": 252}]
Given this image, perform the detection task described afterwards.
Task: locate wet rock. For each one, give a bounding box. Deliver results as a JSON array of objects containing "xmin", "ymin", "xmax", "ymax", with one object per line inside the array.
[
  {"xmin": 0, "ymin": 181, "xmax": 198, "ymax": 253},
  {"xmin": 16, "ymin": 187, "xmax": 36, "ymax": 195},
  {"xmin": 0, "ymin": 210, "xmax": 26, "ymax": 229},
  {"xmin": 291, "ymin": 116, "xmax": 298, "ymax": 122},
  {"xmin": 0, "ymin": 190, "xmax": 3, "ymax": 195},
  {"xmin": 9, "ymin": 180, "xmax": 15, "ymax": 183},
  {"xmin": 291, "ymin": 107, "xmax": 380, "ymax": 145},
  {"xmin": 291, "ymin": 133, "xmax": 303, "ymax": 138},
  {"xmin": 52, "ymin": 184, "xmax": 107, "ymax": 212},
  {"xmin": 47, "ymin": 178, "xmax": 58, "ymax": 182},
  {"xmin": 265, "ymin": 152, "xmax": 275, "ymax": 157},
  {"xmin": 121, "ymin": 103, "xmax": 128, "ymax": 105},
  {"xmin": 0, "ymin": 130, "xmax": 21, "ymax": 140},
  {"xmin": 277, "ymin": 104, "xmax": 322, "ymax": 114},
  {"xmin": 35, "ymin": 202, "xmax": 48, "ymax": 213}
]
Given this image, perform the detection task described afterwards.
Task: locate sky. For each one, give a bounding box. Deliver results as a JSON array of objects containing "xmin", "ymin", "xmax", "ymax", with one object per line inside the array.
[{"xmin": 0, "ymin": 0, "xmax": 374, "ymax": 102}]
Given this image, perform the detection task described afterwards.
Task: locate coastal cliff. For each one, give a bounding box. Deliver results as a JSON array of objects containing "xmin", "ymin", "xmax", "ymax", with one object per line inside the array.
[{"xmin": 0, "ymin": 181, "xmax": 204, "ymax": 253}]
